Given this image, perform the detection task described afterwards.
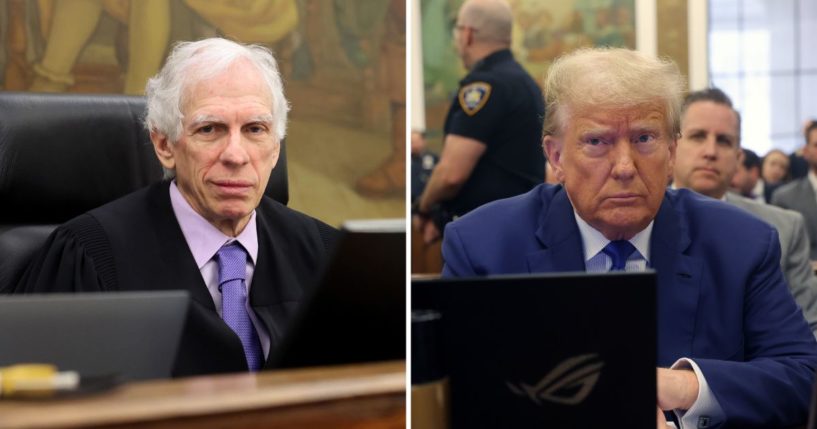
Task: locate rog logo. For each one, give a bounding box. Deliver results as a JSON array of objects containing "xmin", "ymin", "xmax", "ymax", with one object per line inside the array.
[{"xmin": 506, "ymin": 353, "xmax": 604, "ymax": 405}]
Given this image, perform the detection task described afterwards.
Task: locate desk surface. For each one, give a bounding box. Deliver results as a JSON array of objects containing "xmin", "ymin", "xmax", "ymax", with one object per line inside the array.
[{"xmin": 0, "ymin": 361, "xmax": 406, "ymax": 429}]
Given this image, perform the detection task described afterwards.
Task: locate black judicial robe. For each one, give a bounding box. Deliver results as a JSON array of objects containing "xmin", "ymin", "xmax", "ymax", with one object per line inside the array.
[{"xmin": 15, "ymin": 181, "xmax": 338, "ymax": 377}]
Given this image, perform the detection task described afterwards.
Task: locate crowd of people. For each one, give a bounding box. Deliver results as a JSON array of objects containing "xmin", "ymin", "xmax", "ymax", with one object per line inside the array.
[{"xmin": 730, "ymin": 123, "xmax": 817, "ymax": 206}]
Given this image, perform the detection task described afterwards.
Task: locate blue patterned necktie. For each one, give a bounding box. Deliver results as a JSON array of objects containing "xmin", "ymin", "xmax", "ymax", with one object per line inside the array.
[
  {"xmin": 217, "ymin": 242, "xmax": 263, "ymax": 371},
  {"xmin": 602, "ymin": 240, "xmax": 636, "ymax": 271}
]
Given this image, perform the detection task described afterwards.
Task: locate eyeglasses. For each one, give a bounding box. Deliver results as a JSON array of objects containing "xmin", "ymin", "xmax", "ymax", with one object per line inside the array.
[{"xmin": 452, "ymin": 24, "xmax": 478, "ymax": 37}]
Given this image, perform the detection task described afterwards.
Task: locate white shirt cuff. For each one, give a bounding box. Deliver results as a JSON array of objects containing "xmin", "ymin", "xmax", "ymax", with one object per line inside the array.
[{"xmin": 670, "ymin": 358, "xmax": 724, "ymax": 429}]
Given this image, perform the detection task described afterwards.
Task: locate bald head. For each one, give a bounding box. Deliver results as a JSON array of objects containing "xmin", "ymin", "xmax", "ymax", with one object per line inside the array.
[{"xmin": 458, "ymin": 0, "xmax": 513, "ymax": 45}]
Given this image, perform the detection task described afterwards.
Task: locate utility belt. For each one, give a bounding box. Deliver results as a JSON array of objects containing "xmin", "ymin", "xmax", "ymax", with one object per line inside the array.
[{"xmin": 412, "ymin": 200, "xmax": 459, "ymax": 232}]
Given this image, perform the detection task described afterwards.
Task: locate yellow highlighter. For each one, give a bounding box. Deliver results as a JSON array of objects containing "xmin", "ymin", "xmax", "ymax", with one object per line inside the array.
[{"xmin": 0, "ymin": 364, "xmax": 79, "ymax": 398}]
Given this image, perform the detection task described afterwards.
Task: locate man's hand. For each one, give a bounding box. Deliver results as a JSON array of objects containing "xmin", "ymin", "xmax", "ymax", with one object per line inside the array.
[
  {"xmin": 412, "ymin": 214, "xmax": 442, "ymax": 245},
  {"xmin": 657, "ymin": 367, "xmax": 699, "ymax": 411}
]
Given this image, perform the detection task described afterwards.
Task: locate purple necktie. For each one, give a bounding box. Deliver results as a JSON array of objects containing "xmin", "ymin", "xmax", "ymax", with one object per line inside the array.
[
  {"xmin": 217, "ymin": 242, "xmax": 263, "ymax": 371},
  {"xmin": 602, "ymin": 240, "xmax": 636, "ymax": 271}
]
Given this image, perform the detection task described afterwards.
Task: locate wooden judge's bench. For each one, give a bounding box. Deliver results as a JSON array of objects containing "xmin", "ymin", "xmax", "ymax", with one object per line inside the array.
[{"xmin": 0, "ymin": 361, "xmax": 405, "ymax": 429}]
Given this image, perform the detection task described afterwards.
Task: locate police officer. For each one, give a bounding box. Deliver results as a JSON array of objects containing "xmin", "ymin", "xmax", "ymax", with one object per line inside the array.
[{"xmin": 414, "ymin": 0, "xmax": 544, "ymax": 244}]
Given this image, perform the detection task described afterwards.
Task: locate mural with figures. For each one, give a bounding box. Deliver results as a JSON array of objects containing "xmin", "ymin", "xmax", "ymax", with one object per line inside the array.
[
  {"xmin": 421, "ymin": 0, "xmax": 635, "ymax": 144},
  {"xmin": 0, "ymin": 0, "xmax": 405, "ymax": 226}
]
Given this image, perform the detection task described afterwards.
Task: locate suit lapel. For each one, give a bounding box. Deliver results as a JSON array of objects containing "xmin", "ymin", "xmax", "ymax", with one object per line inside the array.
[
  {"xmin": 250, "ymin": 216, "xmax": 280, "ymax": 367},
  {"xmin": 150, "ymin": 183, "xmax": 218, "ymax": 311},
  {"xmin": 525, "ymin": 189, "xmax": 586, "ymax": 273},
  {"xmin": 797, "ymin": 180, "xmax": 817, "ymax": 237},
  {"xmin": 147, "ymin": 183, "xmax": 247, "ymax": 374},
  {"xmin": 650, "ymin": 193, "xmax": 702, "ymax": 365},
  {"xmin": 249, "ymin": 205, "xmax": 305, "ymax": 367},
  {"xmin": 523, "ymin": 188, "xmax": 704, "ymax": 364}
]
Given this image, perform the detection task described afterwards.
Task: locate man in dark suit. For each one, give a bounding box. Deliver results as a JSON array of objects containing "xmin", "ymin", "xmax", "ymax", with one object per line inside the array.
[
  {"xmin": 442, "ymin": 48, "xmax": 817, "ymax": 428},
  {"xmin": 772, "ymin": 120, "xmax": 817, "ymax": 262},
  {"xmin": 14, "ymin": 38, "xmax": 337, "ymax": 377},
  {"xmin": 730, "ymin": 148, "xmax": 764, "ymax": 203},
  {"xmin": 671, "ymin": 88, "xmax": 817, "ymax": 338}
]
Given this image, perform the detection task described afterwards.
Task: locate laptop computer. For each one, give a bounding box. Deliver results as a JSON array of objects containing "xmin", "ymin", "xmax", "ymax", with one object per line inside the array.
[
  {"xmin": 412, "ymin": 271, "xmax": 657, "ymax": 428},
  {"xmin": 269, "ymin": 219, "xmax": 406, "ymax": 368},
  {"xmin": 0, "ymin": 290, "xmax": 189, "ymax": 381}
]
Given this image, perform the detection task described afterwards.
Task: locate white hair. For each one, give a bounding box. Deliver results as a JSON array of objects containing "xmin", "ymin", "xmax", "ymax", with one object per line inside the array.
[{"xmin": 144, "ymin": 37, "xmax": 289, "ymax": 143}]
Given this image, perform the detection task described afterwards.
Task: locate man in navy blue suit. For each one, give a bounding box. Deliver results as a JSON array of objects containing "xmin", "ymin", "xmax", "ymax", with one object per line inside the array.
[{"xmin": 442, "ymin": 48, "xmax": 817, "ymax": 428}]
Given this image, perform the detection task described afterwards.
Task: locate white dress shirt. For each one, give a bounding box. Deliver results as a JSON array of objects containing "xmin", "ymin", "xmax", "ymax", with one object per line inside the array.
[
  {"xmin": 750, "ymin": 180, "xmax": 766, "ymax": 204},
  {"xmin": 573, "ymin": 212, "xmax": 725, "ymax": 429}
]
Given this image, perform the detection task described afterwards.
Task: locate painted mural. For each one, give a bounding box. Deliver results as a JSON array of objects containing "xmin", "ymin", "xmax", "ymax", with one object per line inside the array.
[
  {"xmin": 0, "ymin": 0, "xmax": 406, "ymax": 226},
  {"xmin": 421, "ymin": 0, "xmax": 636, "ymax": 143}
]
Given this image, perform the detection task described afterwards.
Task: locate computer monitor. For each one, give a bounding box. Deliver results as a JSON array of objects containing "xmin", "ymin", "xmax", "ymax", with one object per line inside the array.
[
  {"xmin": 413, "ymin": 271, "xmax": 657, "ymax": 428},
  {"xmin": 270, "ymin": 219, "xmax": 406, "ymax": 368},
  {"xmin": 0, "ymin": 290, "xmax": 189, "ymax": 381}
]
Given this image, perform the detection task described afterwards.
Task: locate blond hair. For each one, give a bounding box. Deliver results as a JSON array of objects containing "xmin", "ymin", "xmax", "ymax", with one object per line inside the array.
[{"xmin": 542, "ymin": 47, "xmax": 684, "ymax": 138}]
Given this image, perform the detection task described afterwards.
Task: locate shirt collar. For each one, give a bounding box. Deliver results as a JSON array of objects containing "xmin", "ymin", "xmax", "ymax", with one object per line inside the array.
[
  {"xmin": 808, "ymin": 170, "xmax": 817, "ymax": 192},
  {"xmin": 573, "ymin": 211, "xmax": 652, "ymax": 265},
  {"xmin": 169, "ymin": 181, "xmax": 259, "ymax": 268},
  {"xmin": 671, "ymin": 182, "xmax": 727, "ymax": 201},
  {"xmin": 469, "ymin": 49, "xmax": 513, "ymax": 72},
  {"xmin": 752, "ymin": 180, "xmax": 765, "ymax": 200}
]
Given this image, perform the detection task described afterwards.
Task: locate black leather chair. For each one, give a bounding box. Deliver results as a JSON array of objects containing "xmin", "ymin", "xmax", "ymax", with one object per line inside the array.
[{"xmin": 0, "ymin": 92, "xmax": 289, "ymax": 292}]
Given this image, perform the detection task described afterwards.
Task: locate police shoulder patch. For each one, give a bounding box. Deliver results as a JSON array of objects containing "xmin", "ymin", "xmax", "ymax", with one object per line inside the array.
[{"xmin": 458, "ymin": 81, "xmax": 492, "ymax": 116}]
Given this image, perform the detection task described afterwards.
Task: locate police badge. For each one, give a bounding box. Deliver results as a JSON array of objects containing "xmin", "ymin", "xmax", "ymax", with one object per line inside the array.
[{"xmin": 458, "ymin": 82, "xmax": 492, "ymax": 116}]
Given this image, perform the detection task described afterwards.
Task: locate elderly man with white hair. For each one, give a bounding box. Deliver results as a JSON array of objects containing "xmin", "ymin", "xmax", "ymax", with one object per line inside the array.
[{"xmin": 15, "ymin": 38, "xmax": 338, "ymax": 377}]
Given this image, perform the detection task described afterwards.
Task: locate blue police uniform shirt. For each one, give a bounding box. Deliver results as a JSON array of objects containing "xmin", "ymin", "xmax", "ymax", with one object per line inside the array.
[{"xmin": 442, "ymin": 49, "xmax": 545, "ymax": 220}]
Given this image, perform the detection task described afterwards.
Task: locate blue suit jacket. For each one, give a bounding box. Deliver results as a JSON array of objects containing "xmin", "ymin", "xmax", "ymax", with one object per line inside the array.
[{"xmin": 442, "ymin": 184, "xmax": 817, "ymax": 428}]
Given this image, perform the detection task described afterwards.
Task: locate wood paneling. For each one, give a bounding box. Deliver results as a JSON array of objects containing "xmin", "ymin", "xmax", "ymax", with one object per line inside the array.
[{"xmin": 0, "ymin": 361, "xmax": 406, "ymax": 429}]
